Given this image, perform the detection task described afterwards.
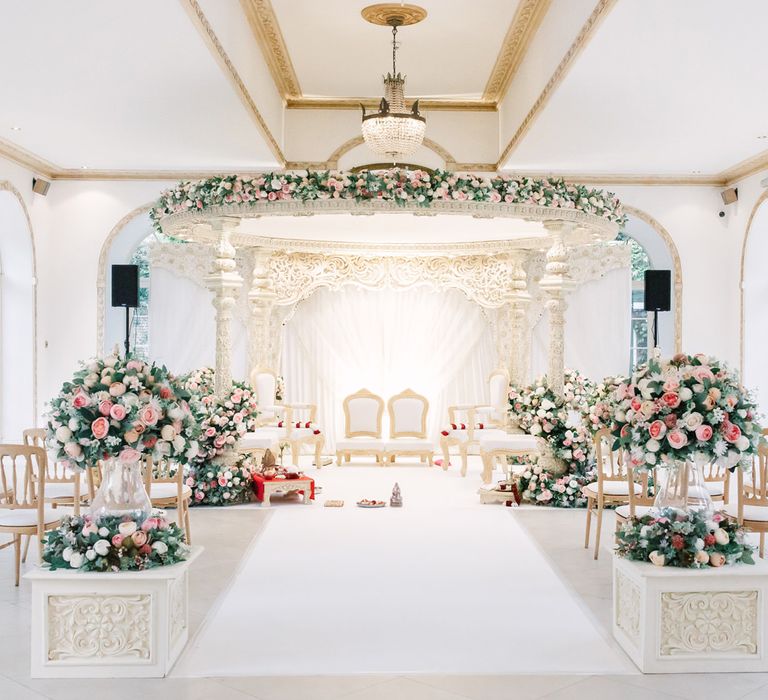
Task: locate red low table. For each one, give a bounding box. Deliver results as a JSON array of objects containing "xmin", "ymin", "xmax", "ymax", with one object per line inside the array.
[{"xmin": 252, "ymin": 474, "xmax": 315, "ymax": 507}]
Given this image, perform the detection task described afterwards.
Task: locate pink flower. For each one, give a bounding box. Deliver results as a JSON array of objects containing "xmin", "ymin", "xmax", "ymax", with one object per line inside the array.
[
  {"xmin": 110, "ymin": 404, "xmax": 127, "ymax": 421},
  {"xmin": 139, "ymin": 405, "xmax": 159, "ymax": 426},
  {"xmin": 218, "ymin": 476, "xmax": 228, "ymax": 486},
  {"xmin": 126, "ymin": 360, "xmax": 143, "ymax": 371},
  {"xmin": 723, "ymin": 422, "xmax": 742, "ymax": 443},
  {"xmin": 111, "ymin": 534, "xmax": 124, "ymax": 547},
  {"xmin": 186, "ymin": 477, "xmax": 195, "ymax": 487},
  {"xmin": 72, "ymin": 391, "xmax": 90, "ymax": 409},
  {"xmin": 98, "ymin": 400, "xmax": 113, "ymax": 416},
  {"xmin": 109, "ymin": 382, "xmax": 126, "ymax": 397},
  {"xmin": 119, "ymin": 447, "xmax": 141, "ymax": 463},
  {"xmin": 648, "ymin": 420, "xmax": 667, "ymax": 440},
  {"xmin": 159, "ymin": 386, "xmax": 172, "ymax": 399},
  {"xmin": 661, "ymin": 392, "xmax": 681, "ymax": 409},
  {"xmin": 695, "ymin": 424, "xmax": 713, "ymax": 441},
  {"xmin": 205, "ymin": 427, "xmax": 216, "ymax": 437},
  {"xmin": 667, "ymin": 430, "xmax": 688, "ymax": 449},
  {"xmin": 132, "ymin": 530, "xmax": 148, "ymax": 547},
  {"xmin": 664, "ymin": 414, "xmax": 679, "ymax": 429},
  {"xmin": 139, "ymin": 544, "xmax": 152, "ymax": 555},
  {"xmin": 141, "ymin": 517, "xmax": 158, "ymax": 532},
  {"xmin": 91, "ymin": 416, "xmax": 109, "ymax": 440},
  {"xmin": 693, "ymin": 366, "xmax": 715, "ymax": 382},
  {"xmin": 195, "ymin": 491, "xmax": 205, "ymax": 501},
  {"xmin": 663, "ymin": 378, "xmax": 680, "ymax": 391}
]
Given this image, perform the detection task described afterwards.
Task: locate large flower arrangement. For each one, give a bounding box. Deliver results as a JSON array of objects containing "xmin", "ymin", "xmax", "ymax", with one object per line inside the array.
[
  {"xmin": 43, "ymin": 514, "xmax": 189, "ymax": 571},
  {"xmin": 509, "ymin": 370, "xmax": 596, "ymax": 507},
  {"xmin": 180, "ymin": 368, "xmax": 260, "ymax": 462},
  {"xmin": 587, "ymin": 375, "xmax": 625, "ymax": 434},
  {"xmin": 188, "ymin": 454, "xmax": 259, "ymax": 506},
  {"xmin": 616, "ymin": 508, "xmax": 754, "ymax": 568},
  {"xmin": 612, "ymin": 353, "xmax": 763, "ymax": 471},
  {"xmin": 46, "ymin": 355, "xmax": 199, "ymax": 469},
  {"xmin": 149, "ymin": 170, "xmax": 626, "ymax": 233}
]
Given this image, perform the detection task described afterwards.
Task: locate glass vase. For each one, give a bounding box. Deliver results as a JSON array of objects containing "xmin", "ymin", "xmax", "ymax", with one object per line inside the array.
[
  {"xmin": 89, "ymin": 457, "xmax": 152, "ymax": 520},
  {"xmin": 652, "ymin": 455, "xmax": 714, "ymax": 515}
]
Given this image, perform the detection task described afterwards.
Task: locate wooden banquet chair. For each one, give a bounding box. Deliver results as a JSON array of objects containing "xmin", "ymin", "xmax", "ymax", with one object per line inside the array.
[
  {"xmin": 440, "ymin": 368, "xmax": 510, "ymax": 476},
  {"xmin": 0, "ymin": 445, "xmax": 63, "ymax": 586},
  {"xmin": 144, "ymin": 457, "xmax": 192, "ymax": 543},
  {"xmin": 335, "ymin": 389, "xmax": 386, "ymax": 465},
  {"xmin": 614, "ymin": 464, "xmax": 654, "ymax": 529},
  {"xmin": 23, "ymin": 428, "xmax": 84, "ymax": 515},
  {"xmin": 385, "ymin": 389, "xmax": 434, "ymax": 465},
  {"xmin": 725, "ymin": 443, "xmax": 768, "ymax": 558},
  {"xmin": 582, "ymin": 428, "xmax": 639, "ymax": 560}
]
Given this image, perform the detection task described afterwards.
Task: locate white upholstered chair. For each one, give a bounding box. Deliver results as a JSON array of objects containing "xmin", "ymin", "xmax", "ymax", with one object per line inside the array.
[
  {"xmin": 440, "ymin": 369, "xmax": 510, "ymax": 475},
  {"xmin": 385, "ymin": 389, "xmax": 433, "ymax": 465},
  {"xmin": 252, "ymin": 368, "xmax": 281, "ymax": 426},
  {"xmin": 478, "ymin": 432, "xmax": 540, "ymax": 483},
  {"xmin": 336, "ymin": 389, "xmax": 386, "ymax": 465},
  {"xmin": 280, "ymin": 403, "xmax": 325, "ymax": 468}
]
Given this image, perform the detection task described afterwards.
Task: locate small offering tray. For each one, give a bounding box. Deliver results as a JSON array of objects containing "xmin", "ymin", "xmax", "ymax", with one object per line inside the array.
[{"xmin": 357, "ymin": 499, "xmax": 386, "ymax": 508}]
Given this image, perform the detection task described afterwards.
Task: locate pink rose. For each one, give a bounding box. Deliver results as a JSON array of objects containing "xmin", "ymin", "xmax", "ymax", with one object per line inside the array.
[
  {"xmin": 91, "ymin": 416, "xmax": 109, "ymax": 440},
  {"xmin": 205, "ymin": 427, "xmax": 216, "ymax": 437},
  {"xmin": 218, "ymin": 476, "xmax": 228, "ymax": 486},
  {"xmin": 214, "ymin": 436, "xmax": 226, "ymax": 449},
  {"xmin": 119, "ymin": 447, "xmax": 141, "ymax": 463},
  {"xmin": 648, "ymin": 420, "xmax": 667, "ymax": 440},
  {"xmin": 663, "ymin": 378, "xmax": 680, "ymax": 391},
  {"xmin": 693, "ymin": 366, "xmax": 715, "ymax": 382},
  {"xmin": 139, "ymin": 544, "xmax": 152, "ymax": 555},
  {"xmin": 695, "ymin": 424, "xmax": 713, "ymax": 441},
  {"xmin": 630, "ymin": 397, "xmax": 642, "ymax": 412},
  {"xmin": 141, "ymin": 517, "xmax": 157, "ymax": 532},
  {"xmin": 111, "ymin": 534, "xmax": 124, "ymax": 547},
  {"xmin": 195, "ymin": 491, "xmax": 205, "ymax": 501},
  {"xmin": 126, "ymin": 360, "xmax": 143, "ymax": 371},
  {"xmin": 723, "ymin": 422, "xmax": 742, "ymax": 443},
  {"xmin": 139, "ymin": 405, "xmax": 159, "ymax": 426},
  {"xmin": 186, "ymin": 477, "xmax": 195, "ymax": 487},
  {"xmin": 98, "ymin": 400, "xmax": 113, "ymax": 416},
  {"xmin": 159, "ymin": 386, "xmax": 172, "ymax": 399},
  {"xmin": 667, "ymin": 430, "xmax": 688, "ymax": 450},
  {"xmin": 124, "ymin": 429, "xmax": 139, "ymax": 444},
  {"xmin": 132, "ymin": 530, "xmax": 148, "ymax": 547},
  {"xmin": 143, "ymin": 435, "xmax": 158, "ymax": 449},
  {"xmin": 110, "ymin": 404, "xmax": 127, "ymax": 421},
  {"xmin": 72, "ymin": 391, "xmax": 90, "ymax": 409},
  {"xmin": 662, "ymin": 392, "xmax": 681, "ymax": 409},
  {"xmin": 664, "ymin": 414, "xmax": 679, "ymax": 429}
]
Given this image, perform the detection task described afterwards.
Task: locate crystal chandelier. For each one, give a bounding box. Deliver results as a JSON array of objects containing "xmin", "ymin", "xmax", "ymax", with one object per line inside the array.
[{"xmin": 361, "ymin": 18, "xmax": 426, "ymax": 162}]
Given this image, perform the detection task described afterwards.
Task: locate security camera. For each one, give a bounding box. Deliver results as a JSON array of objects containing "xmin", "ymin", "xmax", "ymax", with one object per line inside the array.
[{"xmin": 719, "ymin": 211, "xmax": 726, "ymax": 218}]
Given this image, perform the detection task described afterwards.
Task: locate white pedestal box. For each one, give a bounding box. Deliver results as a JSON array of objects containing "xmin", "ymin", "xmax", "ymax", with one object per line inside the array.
[
  {"xmin": 26, "ymin": 546, "xmax": 202, "ymax": 678},
  {"xmin": 613, "ymin": 555, "xmax": 768, "ymax": 673}
]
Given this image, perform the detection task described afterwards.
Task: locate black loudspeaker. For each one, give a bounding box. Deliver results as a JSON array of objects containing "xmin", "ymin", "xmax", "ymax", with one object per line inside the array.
[
  {"xmin": 644, "ymin": 269, "xmax": 671, "ymax": 312},
  {"xmin": 111, "ymin": 264, "xmax": 139, "ymax": 308}
]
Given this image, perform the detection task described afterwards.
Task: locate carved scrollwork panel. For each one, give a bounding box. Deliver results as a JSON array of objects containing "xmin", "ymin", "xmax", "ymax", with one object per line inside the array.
[
  {"xmin": 614, "ymin": 570, "xmax": 641, "ymax": 645},
  {"xmin": 170, "ymin": 573, "xmax": 187, "ymax": 648},
  {"xmin": 47, "ymin": 594, "xmax": 151, "ymax": 661}
]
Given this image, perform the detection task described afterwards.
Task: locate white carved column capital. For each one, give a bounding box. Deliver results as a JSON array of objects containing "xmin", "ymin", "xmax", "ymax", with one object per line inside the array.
[{"xmin": 204, "ymin": 218, "xmax": 243, "ymax": 397}]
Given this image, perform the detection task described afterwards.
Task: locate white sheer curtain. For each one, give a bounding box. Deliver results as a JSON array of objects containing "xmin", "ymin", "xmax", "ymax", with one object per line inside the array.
[
  {"xmin": 281, "ymin": 286, "xmax": 496, "ymax": 450},
  {"xmin": 149, "ymin": 267, "xmax": 248, "ymax": 379},
  {"xmin": 531, "ymin": 267, "xmax": 631, "ymax": 381}
]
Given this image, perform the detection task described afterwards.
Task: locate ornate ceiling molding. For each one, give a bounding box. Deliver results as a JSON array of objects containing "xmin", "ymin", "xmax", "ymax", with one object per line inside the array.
[
  {"xmin": 719, "ymin": 149, "xmax": 768, "ymax": 187},
  {"xmin": 240, "ymin": 0, "xmax": 301, "ymax": 98},
  {"xmin": 497, "ymin": 0, "xmax": 618, "ymax": 169},
  {"xmin": 285, "ymin": 97, "xmax": 497, "ymax": 112},
  {"xmin": 483, "ymin": 0, "xmax": 551, "ymax": 102},
  {"xmin": 179, "ymin": 0, "xmax": 285, "ymax": 166},
  {"xmin": 0, "ymin": 136, "xmax": 59, "ymax": 178}
]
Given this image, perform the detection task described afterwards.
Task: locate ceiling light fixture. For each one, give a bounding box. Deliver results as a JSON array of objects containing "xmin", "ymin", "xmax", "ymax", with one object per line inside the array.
[{"xmin": 361, "ymin": 4, "xmax": 427, "ymax": 164}]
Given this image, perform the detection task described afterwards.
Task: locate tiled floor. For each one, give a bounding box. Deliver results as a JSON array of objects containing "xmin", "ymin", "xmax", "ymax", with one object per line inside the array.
[{"xmin": 1, "ymin": 458, "xmax": 768, "ymax": 699}]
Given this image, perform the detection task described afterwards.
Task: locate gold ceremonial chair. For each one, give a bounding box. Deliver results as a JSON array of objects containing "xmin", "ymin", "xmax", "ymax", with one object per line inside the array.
[
  {"xmin": 0, "ymin": 445, "xmax": 62, "ymax": 586},
  {"xmin": 615, "ymin": 464, "xmax": 655, "ymax": 529},
  {"xmin": 582, "ymin": 428, "xmax": 640, "ymax": 560},
  {"xmin": 23, "ymin": 428, "xmax": 84, "ymax": 515},
  {"xmin": 725, "ymin": 443, "xmax": 768, "ymax": 558},
  {"xmin": 144, "ymin": 457, "xmax": 192, "ymax": 544}
]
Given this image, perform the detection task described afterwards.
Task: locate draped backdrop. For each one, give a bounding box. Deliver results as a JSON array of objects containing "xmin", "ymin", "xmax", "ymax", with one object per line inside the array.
[{"xmin": 149, "ymin": 261, "xmax": 631, "ymax": 451}]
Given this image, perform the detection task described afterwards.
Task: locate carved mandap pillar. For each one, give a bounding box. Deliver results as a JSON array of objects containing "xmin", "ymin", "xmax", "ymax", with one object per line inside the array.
[
  {"xmin": 507, "ymin": 255, "xmax": 532, "ymax": 387},
  {"xmin": 538, "ymin": 221, "xmax": 576, "ymax": 396},
  {"xmin": 203, "ymin": 218, "xmax": 242, "ymax": 397},
  {"xmin": 248, "ymin": 247, "xmax": 277, "ymax": 380}
]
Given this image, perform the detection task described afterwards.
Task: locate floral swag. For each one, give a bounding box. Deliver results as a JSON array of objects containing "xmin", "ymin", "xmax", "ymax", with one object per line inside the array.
[{"xmin": 150, "ymin": 169, "xmax": 627, "ymax": 233}]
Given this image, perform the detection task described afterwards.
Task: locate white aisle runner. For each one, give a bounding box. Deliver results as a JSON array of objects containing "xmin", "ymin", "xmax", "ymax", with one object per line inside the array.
[{"xmin": 174, "ymin": 466, "xmax": 629, "ymax": 676}]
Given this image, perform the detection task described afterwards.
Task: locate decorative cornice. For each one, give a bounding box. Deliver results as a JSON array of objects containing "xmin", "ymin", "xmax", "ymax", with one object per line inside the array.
[
  {"xmin": 483, "ymin": 0, "xmax": 551, "ymax": 102},
  {"xmin": 239, "ymin": 0, "xmax": 301, "ymax": 98},
  {"xmin": 179, "ymin": 0, "xmax": 285, "ymax": 166},
  {"xmin": 719, "ymin": 149, "xmax": 768, "ymax": 186},
  {"xmin": 498, "ymin": 170, "xmax": 725, "ymax": 186},
  {"xmin": 0, "ymin": 136, "xmax": 58, "ymax": 178},
  {"xmin": 497, "ymin": 0, "xmax": 618, "ymax": 168},
  {"xmin": 285, "ymin": 96, "xmax": 497, "ymax": 112}
]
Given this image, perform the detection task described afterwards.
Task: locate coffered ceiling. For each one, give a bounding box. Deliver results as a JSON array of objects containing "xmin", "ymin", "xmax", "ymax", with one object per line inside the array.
[{"xmin": 0, "ymin": 0, "xmax": 766, "ymax": 185}]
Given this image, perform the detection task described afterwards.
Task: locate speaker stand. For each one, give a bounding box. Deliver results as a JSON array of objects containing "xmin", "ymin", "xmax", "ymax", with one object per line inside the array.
[{"xmin": 124, "ymin": 307, "xmax": 131, "ymax": 357}]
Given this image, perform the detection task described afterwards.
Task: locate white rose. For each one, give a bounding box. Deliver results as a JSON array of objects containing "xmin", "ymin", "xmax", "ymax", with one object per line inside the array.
[
  {"xmin": 104, "ymin": 355, "xmax": 118, "ymax": 368},
  {"xmin": 152, "ymin": 541, "xmax": 168, "ymax": 555},
  {"xmin": 62, "ymin": 547, "xmax": 73, "ymax": 562},
  {"xmin": 646, "ymin": 439, "xmax": 660, "ymax": 453},
  {"xmin": 714, "ymin": 528, "xmax": 730, "ymax": 545},
  {"xmin": 160, "ymin": 424, "xmax": 176, "ymax": 441},
  {"xmin": 93, "ymin": 539, "xmax": 110, "ymax": 556},
  {"xmin": 694, "ymin": 550, "xmax": 709, "ymax": 565},
  {"xmin": 68, "ymin": 418, "xmax": 80, "ymax": 430},
  {"xmin": 224, "ymin": 471, "xmax": 233, "ymax": 480},
  {"xmin": 684, "ymin": 412, "xmax": 703, "ymax": 430},
  {"xmin": 55, "ymin": 426, "xmax": 72, "ymax": 442},
  {"xmin": 530, "ymin": 423, "xmax": 542, "ymax": 436},
  {"xmin": 223, "ymin": 492, "xmax": 230, "ymax": 499},
  {"xmin": 172, "ymin": 435, "xmax": 185, "ymax": 452},
  {"xmin": 646, "ymin": 452, "xmax": 657, "ymax": 465},
  {"xmin": 69, "ymin": 551, "xmax": 84, "ymax": 568},
  {"xmin": 694, "ymin": 538, "xmax": 704, "ymax": 551},
  {"xmin": 736, "ymin": 435, "xmax": 750, "ymax": 451},
  {"xmin": 98, "ymin": 526, "xmax": 109, "ymax": 537},
  {"xmin": 85, "ymin": 549, "xmax": 96, "ymax": 561},
  {"xmin": 168, "ymin": 407, "xmax": 183, "ymax": 420},
  {"xmin": 118, "ymin": 521, "xmax": 137, "ymax": 536},
  {"xmin": 679, "ymin": 387, "xmax": 693, "ymax": 401}
]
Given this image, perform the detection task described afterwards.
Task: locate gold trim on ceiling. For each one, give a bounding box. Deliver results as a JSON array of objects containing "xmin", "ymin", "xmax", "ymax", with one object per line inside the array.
[
  {"xmin": 0, "ymin": 136, "xmax": 58, "ymax": 178},
  {"xmin": 719, "ymin": 149, "xmax": 768, "ymax": 187},
  {"xmin": 180, "ymin": 0, "xmax": 285, "ymax": 166},
  {"xmin": 285, "ymin": 97, "xmax": 497, "ymax": 112},
  {"xmin": 496, "ymin": 0, "xmax": 618, "ymax": 169},
  {"xmin": 483, "ymin": 0, "xmax": 551, "ymax": 102},
  {"xmin": 240, "ymin": 0, "xmax": 301, "ymax": 98},
  {"xmin": 361, "ymin": 3, "xmax": 428, "ymax": 27}
]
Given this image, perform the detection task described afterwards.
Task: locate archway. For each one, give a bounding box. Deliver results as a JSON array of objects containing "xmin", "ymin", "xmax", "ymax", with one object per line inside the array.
[{"xmin": 0, "ymin": 183, "xmax": 36, "ymax": 440}]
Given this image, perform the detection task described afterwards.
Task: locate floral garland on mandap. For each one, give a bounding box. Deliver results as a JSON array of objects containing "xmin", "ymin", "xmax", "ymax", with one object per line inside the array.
[
  {"xmin": 179, "ymin": 367, "xmax": 261, "ymax": 507},
  {"xmin": 149, "ymin": 170, "xmax": 626, "ymax": 233},
  {"xmin": 616, "ymin": 508, "xmax": 754, "ymax": 568},
  {"xmin": 508, "ymin": 370, "xmax": 596, "ymax": 508},
  {"xmin": 43, "ymin": 514, "xmax": 189, "ymax": 572},
  {"xmin": 46, "ymin": 355, "xmax": 199, "ymax": 469},
  {"xmin": 612, "ymin": 353, "xmax": 763, "ymax": 471}
]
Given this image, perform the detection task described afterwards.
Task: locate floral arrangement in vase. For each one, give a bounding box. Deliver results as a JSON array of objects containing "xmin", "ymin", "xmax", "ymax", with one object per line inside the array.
[
  {"xmin": 150, "ymin": 170, "xmax": 627, "ymax": 234},
  {"xmin": 616, "ymin": 508, "xmax": 754, "ymax": 568},
  {"xmin": 587, "ymin": 375, "xmax": 625, "ymax": 434},
  {"xmin": 46, "ymin": 354, "xmax": 200, "ymax": 469},
  {"xmin": 518, "ymin": 467, "xmax": 592, "ymax": 508},
  {"xmin": 188, "ymin": 454, "xmax": 259, "ymax": 506},
  {"xmin": 180, "ymin": 367, "xmax": 260, "ymax": 462},
  {"xmin": 43, "ymin": 514, "xmax": 189, "ymax": 572},
  {"xmin": 612, "ymin": 353, "xmax": 763, "ymax": 472}
]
